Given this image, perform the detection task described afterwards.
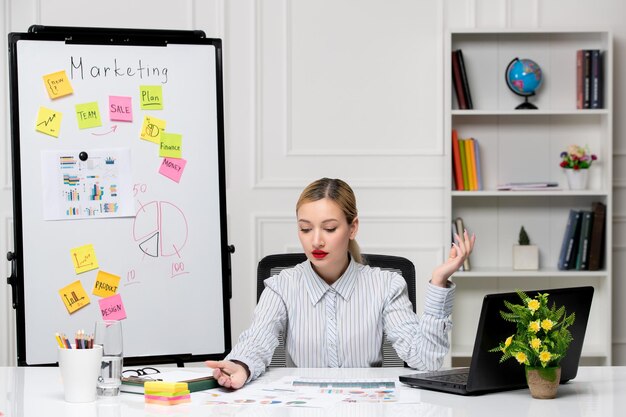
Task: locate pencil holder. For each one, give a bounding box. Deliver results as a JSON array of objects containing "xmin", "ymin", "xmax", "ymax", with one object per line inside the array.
[{"xmin": 58, "ymin": 344, "xmax": 103, "ymax": 402}]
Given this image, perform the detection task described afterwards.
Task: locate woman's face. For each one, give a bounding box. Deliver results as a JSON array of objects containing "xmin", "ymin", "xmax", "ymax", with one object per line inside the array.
[{"xmin": 297, "ymin": 198, "xmax": 358, "ymax": 280}]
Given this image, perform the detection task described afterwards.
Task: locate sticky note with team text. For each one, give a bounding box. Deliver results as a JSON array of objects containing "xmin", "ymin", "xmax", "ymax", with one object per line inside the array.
[
  {"xmin": 99, "ymin": 294, "xmax": 127, "ymax": 321},
  {"xmin": 75, "ymin": 102, "xmax": 102, "ymax": 129},
  {"xmin": 139, "ymin": 85, "xmax": 163, "ymax": 110},
  {"xmin": 109, "ymin": 96, "xmax": 133, "ymax": 122},
  {"xmin": 43, "ymin": 70, "xmax": 73, "ymax": 99},
  {"xmin": 59, "ymin": 280, "xmax": 91, "ymax": 314},
  {"xmin": 92, "ymin": 271, "xmax": 121, "ymax": 297},
  {"xmin": 140, "ymin": 115, "xmax": 166, "ymax": 144},
  {"xmin": 159, "ymin": 157, "xmax": 187, "ymax": 183},
  {"xmin": 35, "ymin": 107, "xmax": 62, "ymax": 137},
  {"xmin": 70, "ymin": 244, "xmax": 99, "ymax": 274},
  {"xmin": 159, "ymin": 132, "xmax": 182, "ymax": 158}
]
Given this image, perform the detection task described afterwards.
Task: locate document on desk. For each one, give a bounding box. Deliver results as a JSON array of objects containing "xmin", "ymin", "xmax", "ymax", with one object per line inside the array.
[{"xmin": 200, "ymin": 377, "xmax": 412, "ymax": 407}]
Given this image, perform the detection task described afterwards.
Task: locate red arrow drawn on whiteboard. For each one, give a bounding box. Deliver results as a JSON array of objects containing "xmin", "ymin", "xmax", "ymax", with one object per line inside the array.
[{"xmin": 91, "ymin": 125, "xmax": 118, "ymax": 136}]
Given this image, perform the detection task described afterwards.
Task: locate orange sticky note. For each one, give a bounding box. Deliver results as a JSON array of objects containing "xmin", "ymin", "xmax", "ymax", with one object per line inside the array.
[
  {"xmin": 35, "ymin": 107, "xmax": 62, "ymax": 137},
  {"xmin": 43, "ymin": 70, "xmax": 73, "ymax": 99},
  {"xmin": 92, "ymin": 271, "xmax": 121, "ymax": 297},
  {"xmin": 70, "ymin": 244, "xmax": 99, "ymax": 274},
  {"xmin": 140, "ymin": 115, "xmax": 166, "ymax": 144},
  {"xmin": 59, "ymin": 280, "xmax": 90, "ymax": 314}
]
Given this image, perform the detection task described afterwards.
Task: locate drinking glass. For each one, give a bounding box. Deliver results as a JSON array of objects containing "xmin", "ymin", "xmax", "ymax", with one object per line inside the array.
[{"xmin": 94, "ymin": 320, "xmax": 123, "ymax": 396}]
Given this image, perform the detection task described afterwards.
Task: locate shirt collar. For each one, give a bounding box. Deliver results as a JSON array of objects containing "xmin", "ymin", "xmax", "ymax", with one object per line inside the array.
[{"xmin": 303, "ymin": 255, "xmax": 359, "ymax": 305}]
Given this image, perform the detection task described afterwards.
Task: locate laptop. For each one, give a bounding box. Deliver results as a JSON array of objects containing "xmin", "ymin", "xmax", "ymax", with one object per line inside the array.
[{"xmin": 399, "ymin": 286, "xmax": 594, "ymax": 395}]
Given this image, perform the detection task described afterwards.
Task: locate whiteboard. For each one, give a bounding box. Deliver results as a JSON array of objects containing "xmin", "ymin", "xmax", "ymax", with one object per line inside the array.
[{"xmin": 8, "ymin": 29, "xmax": 230, "ymax": 365}]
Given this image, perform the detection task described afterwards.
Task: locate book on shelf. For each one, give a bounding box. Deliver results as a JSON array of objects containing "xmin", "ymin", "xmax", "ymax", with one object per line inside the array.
[
  {"xmin": 591, "ymin": 49, "xmax": 603, "ymax": 109},
  {"xmin": 458, "ymin": 138, "xmax": 469, "ymax": 190},
  {"xmin": 451, "ymin": 129, "xmax": 464, "ymax": 191},
  {"xmin": 453, "ymin": 217, "xmax": 471, "ymax": 271},
  {"xmin": 451, "ymin": 50, "xmax": 468, "ymax": 109},
  {"xmin": 121, "ymin": 369, "xmax": 218, "ymax": 394},
  {"xmin": 577, "ymin": 49, "xmax": 603, "ymax": 109},
  {"xmin": 575, "ymin": 210, "xmax": 594, "ymax": 270},
  {"xmin": 583, "ymin": 49, "xmax": 592, "ymax": 109},
  {"xmin": 588, "ymin": 201, "xmax": 606, "ymax": 270},
  {"xmin": 456, "ymin": 50, "xmax": 473, "ymax": 109},
  {"xmin": 473, "ymin": 139, "xmax": 482, "ymax": 191},
  {"xmin": 465, "ymin": 139, "xmax": 477, "ymax": 190},
  {"xmin": 557, "ymin": 210, "xmax": 582, "ymax": 270},
  {"xmin": 497, "ymin": 182, "xmax": 560, "ymax": 191},
  {"xmin": 576, "ymin": 49, "xmax": 584, "ymax": 109}
]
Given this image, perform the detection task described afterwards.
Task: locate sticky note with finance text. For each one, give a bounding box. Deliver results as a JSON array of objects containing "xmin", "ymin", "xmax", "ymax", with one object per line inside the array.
[
  {"xmin": 70, "ymin": 244, "xmax": 99, "ymax": 274},
  {"xmin": 92, "ymin": 271, "xmax": 121, "ymax": 297},
  {"xmin": 75, "ymin": 102, "xmax": 102, "ymax": 129},
  {"xmin": 140, "ymin": 115, "xmax": 166, "ymax": 144},
  {"xmin": 99, "ymin": 294, "xmax": 127, "ymax": 321},
  {"xmin": 159, "ymin": 132, "xmax": 182, "ymax": 158},
  {"xmin": 139, "ymin": 85, "xmax": 163, "ymax": 110},
  {"xmin": 35, "ymin": 107, "xmax": 63, "ymax": 137},
  {"xmin": 43, "ymin": 70, "xmax": 73, "ymax": 99},
  {"xmin": 59, "ymin": 280, "xmax": 91, "ymax": 314}
]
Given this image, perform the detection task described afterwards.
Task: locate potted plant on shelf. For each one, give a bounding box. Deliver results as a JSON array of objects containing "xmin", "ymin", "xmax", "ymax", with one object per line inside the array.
[
  {"xmin": 489, "ymin": 291, "xmax": 576, "ymax": 399},
  {"xmin": 560, "ymin": 144, "xmax": 597, "ymax": 190},
  {"xmin": 513, "ymin": 226, "xmax": 538, "ymax": 270}
]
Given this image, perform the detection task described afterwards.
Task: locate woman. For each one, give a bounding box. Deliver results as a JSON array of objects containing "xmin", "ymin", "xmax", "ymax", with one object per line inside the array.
[{"xmin": 207, "ymin": 178, "xmax": 475, "ymax": 389}]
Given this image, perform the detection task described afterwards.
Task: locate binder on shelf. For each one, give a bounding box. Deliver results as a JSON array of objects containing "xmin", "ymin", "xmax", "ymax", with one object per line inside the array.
[
  {"xmin": 588, "ymin": 201, "xmax": 606, "ymax": 271},
  {"xmin": 557, "ymin": 210, "xmax": 582, "ymax": 270},
  {"xmin": 451, "ymin": 129, "xmax": 464, "ymax": 190},
  {"xmin": 451, "ymin": 50, "xmax": 468, "ymax": 109},
  {"xmin": 456, "ymin": 50, "xmax": 473, "ymax": 109},
  {"xmin": 575, "ymin": 211, "xmax": 594, "ymax": 270},
  {"xmin": 454, "ymin": 217, "xmax": 471, "ymax": 271}
]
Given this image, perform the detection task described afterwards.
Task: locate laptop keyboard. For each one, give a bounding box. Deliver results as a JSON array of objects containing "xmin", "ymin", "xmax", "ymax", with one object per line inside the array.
[{"xmin": 425, "ymin": 372, "xmax": 469, "ymax": 384}]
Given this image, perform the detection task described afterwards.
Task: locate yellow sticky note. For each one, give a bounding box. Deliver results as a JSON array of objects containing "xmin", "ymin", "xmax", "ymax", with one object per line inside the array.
[
  {"xmin": 92, "ymin": 271, "xmax": 121, "ymax": 297},
  {"xmin": 43, "ymin": 70, "xmax": 74, "ymax": 99},
  {"xmin": 59, "ymin": 280, "xmax": 91, "ymax": 314},
  {"xmin": 35, "ymin": 107, "xmax": 63, "ymax": 137},
  {"xmin": 75, "ymin": 102, "xmax": 102, "ymax": 129},
  {"xmin": 70, "ymin": 244, "xmax": 99, "ymax": 274},
  {"xmin": 159, "ymin": 132, "xmax": 182, "ymax": 158},
  {"xmin": 139, "ymin": 85, "xmax": 163, "ymax": 110},
  {"xmin": 140, "ymin": 115, "xmax": 166, "ymax": 144}
]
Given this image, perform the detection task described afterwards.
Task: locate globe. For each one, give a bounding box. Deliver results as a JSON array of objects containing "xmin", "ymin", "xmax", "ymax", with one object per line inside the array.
[{"xmin": 505, "ymin": 58, "xmax": 543, "ymax": 109}]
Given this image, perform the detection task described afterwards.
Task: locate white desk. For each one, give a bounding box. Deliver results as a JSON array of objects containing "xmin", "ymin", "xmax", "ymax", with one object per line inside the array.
[{"xmin": 0, "ymin": 366, "xmax": 624, "ymax": 416}]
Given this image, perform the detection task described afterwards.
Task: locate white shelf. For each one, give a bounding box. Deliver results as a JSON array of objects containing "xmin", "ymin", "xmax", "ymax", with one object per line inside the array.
[
  {"xmin": 452, "ymin": 109, "xmax": 609, "ymax": 116},
  {"xmin": 453, "ymin": 267, "xmax": 608, "ymax": 278},
  {"xmin": 452, "ymin": 190, "xmax": 610, "ymax": 197}
]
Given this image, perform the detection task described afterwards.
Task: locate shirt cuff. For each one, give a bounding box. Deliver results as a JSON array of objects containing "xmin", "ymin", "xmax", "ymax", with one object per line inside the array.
[
  {"xmin": 224, "ymin": 355, "xmax": 256, "ymax": 383},
  {"xmin": 423, "ymin": 281, "xmax": 455, "ymax": 318}
]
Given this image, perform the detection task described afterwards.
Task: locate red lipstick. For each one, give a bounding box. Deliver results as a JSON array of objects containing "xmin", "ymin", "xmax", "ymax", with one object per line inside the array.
[{"xmin": 312, "ymin": 250, "xmax": 328, "ymax": 259}]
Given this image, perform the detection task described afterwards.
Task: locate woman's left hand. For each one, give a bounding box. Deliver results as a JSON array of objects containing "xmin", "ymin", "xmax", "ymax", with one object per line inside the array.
[{"xmin": 431, "ymin": 228, "xmax": 476, "ymax": 287}]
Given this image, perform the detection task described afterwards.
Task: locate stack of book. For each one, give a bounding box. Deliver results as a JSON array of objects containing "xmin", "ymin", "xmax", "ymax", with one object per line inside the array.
[
  {"xmin": 557, "ymin": 202, "xmax": 606, "ymax": 270},
  {"xmin": 497, "ymin": 182, "xmax": 560, "ymax": 191},
  {"xmin": 576, "ymin": 49, "xmax": 604, "ymax": 109},
  {"xmin": 451, "ymin": 49, "xmax": 473, "ymax": 109},
  {"xmin": 451, "ymin": 129, "xmax": 482, "ymax": 191}
]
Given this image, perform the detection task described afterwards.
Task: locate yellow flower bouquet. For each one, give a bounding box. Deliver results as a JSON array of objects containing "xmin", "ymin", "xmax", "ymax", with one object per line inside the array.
[{"xmin": 489, "ymin": 291, "xmax": 575, "ymax": 368}]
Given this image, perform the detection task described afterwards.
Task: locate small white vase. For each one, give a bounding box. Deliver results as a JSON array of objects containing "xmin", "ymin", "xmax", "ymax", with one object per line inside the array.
[{"xmin": 564, "ymin": 169, "xmax": 589, "ymax": 190}]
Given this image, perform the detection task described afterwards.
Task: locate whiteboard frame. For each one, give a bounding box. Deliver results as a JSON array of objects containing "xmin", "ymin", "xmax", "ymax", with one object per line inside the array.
[{"xmin": 7, "ymin": 26, "xmax": 232, "ymax": 366}]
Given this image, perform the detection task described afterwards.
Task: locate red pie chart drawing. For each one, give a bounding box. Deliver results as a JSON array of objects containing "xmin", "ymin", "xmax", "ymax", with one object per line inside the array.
[{"xmin": 133, "ymin": 201, "xmax": 188, "ymax": 257}]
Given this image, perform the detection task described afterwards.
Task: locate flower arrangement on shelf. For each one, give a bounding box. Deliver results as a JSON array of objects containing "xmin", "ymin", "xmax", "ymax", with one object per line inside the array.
[
  {"xmin": 559, "ymin": 144, "xmax": 597, "ymax": 170},
  {"xmin": 489, "ymin": 291, "xmax": 575, "ymax": 368}
]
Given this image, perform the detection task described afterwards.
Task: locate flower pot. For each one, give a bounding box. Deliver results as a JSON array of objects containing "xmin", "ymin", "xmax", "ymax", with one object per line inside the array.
[
  {"xmin": 564, "ymin": 169, "xmax": 589, "ymax": 190},
  {"xmin": 525, "ymin": 366, "xmax": 561, "ymax": 399},
  {"xmin": 513, "ymin": 245, "xmax": 539, "ymax": 270}
]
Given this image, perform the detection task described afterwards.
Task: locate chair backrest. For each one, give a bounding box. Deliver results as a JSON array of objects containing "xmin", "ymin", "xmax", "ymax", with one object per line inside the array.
[{"xmin": 256, "ymin": 253, "xmax": 417, "ymax": 368}]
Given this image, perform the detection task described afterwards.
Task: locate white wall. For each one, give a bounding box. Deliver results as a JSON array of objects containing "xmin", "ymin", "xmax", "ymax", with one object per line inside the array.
[{"xmin": 1, "ymin": 0, "xmax": 625, "ymax": 366}]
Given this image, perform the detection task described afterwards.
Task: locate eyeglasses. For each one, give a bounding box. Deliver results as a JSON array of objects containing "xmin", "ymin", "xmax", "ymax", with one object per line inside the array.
[{"xmin": 121, "ymin": 367, "xmax": 162, "ymax": 381}]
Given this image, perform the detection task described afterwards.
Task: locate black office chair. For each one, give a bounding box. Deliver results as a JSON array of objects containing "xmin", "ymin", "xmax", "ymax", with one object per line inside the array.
[{"xmin": 256, "ymin": 253, "xmax": 417, "ymax": 368}]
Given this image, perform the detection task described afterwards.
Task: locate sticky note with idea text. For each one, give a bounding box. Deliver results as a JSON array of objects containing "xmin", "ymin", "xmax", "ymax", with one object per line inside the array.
[
  {"xmin": 43, "ymin": 70, "xmax": 74, "ymax": 99},
  {"xmin": 159, "ymin": 133, "xmax": 182, "ymax": 159},
  {"xmin": 99, "ymin": 294, "xmax": 127, "ymax": 321},
  {"xmin": 70, "ymin": 244, "xmax": 99, "ymax": 274},
  {"xmin": 59, "ymin": 280, "xmax": 91, "ymax": 314},
  {"xmin": 92, "ymin": 271, "xmax": 121, "ymax": 297},
  {"xmin": 159, "ymin": 157, "xmax": 187, "ymax": 183},
  {"xmin": 35, "ymin": 107, "xmax": 63, "ymax": 137},
  {"xmin": 140, "ymin": 115, "xmax": 166, "ymax": 144},
  {"xmin": 139, "ymin": 85, "xmax": 163, "ymax": 110}
]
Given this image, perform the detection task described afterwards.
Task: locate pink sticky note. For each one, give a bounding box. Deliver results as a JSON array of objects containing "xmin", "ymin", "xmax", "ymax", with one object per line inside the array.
[
  {"xmin": 98, "ymin": 293, "xmax": 127, "ymax": 321},
  {"xmin": 109, "ymin": 96, "xmax": 133, "ymax": 122},
  {"xmin": 159, "ymin": 157, "xmax": 187, "ymax": 183}
]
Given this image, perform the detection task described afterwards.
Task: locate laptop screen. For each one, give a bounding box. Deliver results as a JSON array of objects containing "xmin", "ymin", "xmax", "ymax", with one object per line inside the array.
[{"xmin": 467, "ymin": 286, "xmax": 594, "ymax": 392}]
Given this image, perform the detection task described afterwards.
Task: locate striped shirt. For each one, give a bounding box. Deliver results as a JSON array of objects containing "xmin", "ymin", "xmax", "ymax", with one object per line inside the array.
[{"xmin": 227, "ymin": 258, "xmax": 455, "ymax": 381}]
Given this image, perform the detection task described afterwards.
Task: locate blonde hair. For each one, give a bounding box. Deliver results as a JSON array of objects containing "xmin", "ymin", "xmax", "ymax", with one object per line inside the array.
[{"xmin": 296, "ymin": 178, "xmax": 362, "ymax": 264}]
